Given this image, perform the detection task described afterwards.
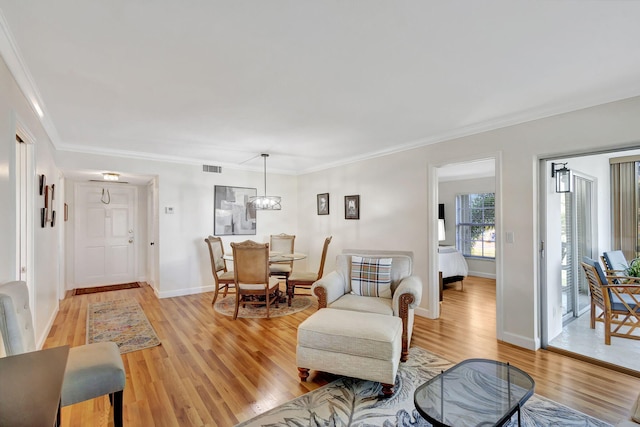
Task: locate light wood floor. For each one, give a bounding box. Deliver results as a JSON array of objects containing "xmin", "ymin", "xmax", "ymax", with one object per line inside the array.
[{"xmin": 44, "ymin": 277, "xmax": 640, "ymax": 426}]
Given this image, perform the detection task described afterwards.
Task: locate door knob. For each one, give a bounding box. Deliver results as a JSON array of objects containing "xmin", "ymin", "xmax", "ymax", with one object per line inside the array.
[{"xmin": 129, "ymin": 239, "xmax": 134, "ymax": 243}]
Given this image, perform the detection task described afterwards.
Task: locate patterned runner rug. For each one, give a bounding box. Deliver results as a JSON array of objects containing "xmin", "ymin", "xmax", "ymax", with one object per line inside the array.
[
  {"xmin": 213, "ymin": 295, "xmax": 313, "ymax": 318},
  {"xmin": 87, "ymin": 299, "xmax": 161, "ymax": 354},
  {"xmin": 236, "ymin": 347, "xmax": 612, "ymax": 427}
]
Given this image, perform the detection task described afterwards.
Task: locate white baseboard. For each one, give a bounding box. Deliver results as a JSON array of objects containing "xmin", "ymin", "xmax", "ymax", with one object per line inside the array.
[
  {"xmin": 414, "ymin": 306, "xmax": 438, "ymax": 319},
  {"xmin": 157, "ymin": 285, "xmax": 214, "ymax": 299},
  {"xmin": 501, "ymin": 331, "xmax": 540, "ymax": 351},
  {"xmin": 468, "ymin": 271, "xmax": 496, "ymax": 279}
]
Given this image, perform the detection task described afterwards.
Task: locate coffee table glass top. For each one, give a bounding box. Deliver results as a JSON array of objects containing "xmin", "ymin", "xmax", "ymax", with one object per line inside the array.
[{"xmin": 414, "ymin": 358, "xmax": 535, "ymax": 427}]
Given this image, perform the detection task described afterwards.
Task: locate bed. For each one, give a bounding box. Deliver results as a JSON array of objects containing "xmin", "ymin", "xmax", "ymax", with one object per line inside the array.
[{"xmin": 438, "ymin": 246, "xmax": 469, "ymax": 294}]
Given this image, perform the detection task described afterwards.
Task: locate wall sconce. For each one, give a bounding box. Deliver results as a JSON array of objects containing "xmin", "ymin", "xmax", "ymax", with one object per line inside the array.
[{"xmin": 551, "ymin": 162, "xmax": 573, "ymax": 193}]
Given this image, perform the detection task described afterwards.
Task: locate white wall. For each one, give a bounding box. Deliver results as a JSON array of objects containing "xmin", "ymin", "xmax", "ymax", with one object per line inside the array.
[
  {"xmin": 0, "ymin": 55, "xmax": 61, "ymax": 349},
  {"xmin": 439, "ymin": 176, "xmax": 497, "ymax": 278}
]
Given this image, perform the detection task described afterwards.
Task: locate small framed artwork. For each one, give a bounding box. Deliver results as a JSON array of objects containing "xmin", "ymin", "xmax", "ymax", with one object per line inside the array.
[
  {"xmin": 344, "ymin": 195, "xmax": 360, "ymax": 220},
  {"xmin": 317, "ymin": 193, "xmax": 329, "ymax": 215},
  {"xmin": 39, "ymin": 174, "xmax": 46, "ymax": 195},
  {"xmin": 64, "ymin": 203, "xmax": 69, "ymax": 221}
]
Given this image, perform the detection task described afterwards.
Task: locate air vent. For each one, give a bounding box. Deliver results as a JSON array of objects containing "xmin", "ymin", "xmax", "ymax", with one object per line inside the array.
[{"xmin": 203, "ymin": 164, "xmax": 222, "ymax": 173}]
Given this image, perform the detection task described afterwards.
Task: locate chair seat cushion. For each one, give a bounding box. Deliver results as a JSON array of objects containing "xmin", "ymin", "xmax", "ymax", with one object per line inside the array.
[
  {"xmin": 288, "ymin": 271, "xmax": 318, "ymax": 282},
  {"xmin": 239, "ymin": 277, "xmax": 280, "ymax": 291},
  {"xmin": 270, "ymin": 264, "xmax": 292, "ymax": 273},
  {"xmin": 298, "ymin": 308, "xmax": 402, "ymax": 360},
  {"xmin": 610, "ymin": 293, "xmax": 640, "ymax": 312},
  {"xmin": 62, "ymin": 341, "xmax": 125, "ymax": 406},
  {"xmin": 328, "ymin": 293, "xmax": 393, "ymax": 316},
  {"xmin": 218, "ymin": 271, "xmax": 235, "ymax": 282}
]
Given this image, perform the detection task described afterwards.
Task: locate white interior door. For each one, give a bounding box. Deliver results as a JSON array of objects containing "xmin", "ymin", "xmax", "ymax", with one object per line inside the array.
[{"xmin": 74, "ymin": 183, "xmax": 137, "ymax": 287}]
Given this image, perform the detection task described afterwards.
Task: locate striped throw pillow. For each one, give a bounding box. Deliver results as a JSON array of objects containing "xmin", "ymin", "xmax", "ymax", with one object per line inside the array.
[{"xmin": 350, "ymin": 256, "xmax": 392, "ymax": 298}]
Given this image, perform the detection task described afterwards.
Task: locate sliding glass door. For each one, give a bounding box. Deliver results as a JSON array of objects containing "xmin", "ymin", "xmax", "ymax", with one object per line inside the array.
[{"xmin": 560, "ymin": 174, "xmax": 595, "ymax": 323}]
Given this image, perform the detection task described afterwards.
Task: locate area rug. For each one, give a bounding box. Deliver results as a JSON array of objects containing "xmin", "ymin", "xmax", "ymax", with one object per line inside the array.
[
  {"xmin": 214, "ymin": 295, "xmax": 313, "ymax": 318},
  {"xmin": 73, "ymin": 282, "xmax": 140, "ymax": 295},
  {"xmin": 235, "ymin": 347, "xmax": 612, "ymax": 427},
  {"xmin": 87, "ymin": 299, "xmax": 161, "ymax": 354}
]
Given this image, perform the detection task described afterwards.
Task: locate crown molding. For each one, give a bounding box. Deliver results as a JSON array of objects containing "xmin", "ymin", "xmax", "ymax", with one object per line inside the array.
[{"xmin": 0, "ymin": 9, "xmax": 61, "ymax": 146}]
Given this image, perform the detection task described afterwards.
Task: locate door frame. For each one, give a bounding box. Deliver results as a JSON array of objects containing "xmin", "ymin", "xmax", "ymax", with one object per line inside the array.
[
  {"xmin": 427, "ymin": 152, "xmax": 504, "ymax": 342},
  {"xmin": 14, "ymin": 119, "xmax": 35, "ymax": 306}
]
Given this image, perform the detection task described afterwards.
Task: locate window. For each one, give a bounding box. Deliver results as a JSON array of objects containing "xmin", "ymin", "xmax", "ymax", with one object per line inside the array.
[{"xmin": 456, "ymin": 193, "xmax": 495, "ymax": 259}]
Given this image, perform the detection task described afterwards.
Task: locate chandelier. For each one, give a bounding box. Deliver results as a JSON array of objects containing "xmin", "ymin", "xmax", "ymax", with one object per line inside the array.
[{"xmin": 249, "ymin": 154, "xmax": 281, "ymax": 210}]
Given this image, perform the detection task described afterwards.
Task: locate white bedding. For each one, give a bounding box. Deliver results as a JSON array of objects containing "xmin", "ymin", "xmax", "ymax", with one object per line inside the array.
[{"xmin": 438, "ymin": 246, "xmax": 469, "ymax": 278}]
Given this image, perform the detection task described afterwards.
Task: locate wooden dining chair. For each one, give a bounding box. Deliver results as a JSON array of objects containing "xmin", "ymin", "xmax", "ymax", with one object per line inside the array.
[
  {"xmin": 287, "ymin": 236, "xmax": 332, "ymax": 306},
  {"xmin": 269, "ymin": 233, "xmax": 296, "ymax": 280},
  {"xmin": 231, "ymin": 240, "xmax": 281, "ymax": 319},
  {"xmin": 205, "ymin": 236, "xmax": 236, "ymax": 304}
]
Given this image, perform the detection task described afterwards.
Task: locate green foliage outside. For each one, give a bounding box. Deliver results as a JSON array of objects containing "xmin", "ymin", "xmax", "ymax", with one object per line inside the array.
[{"xmin": 626, "ymin": 258, "xmax": 640, "ymax": 277}]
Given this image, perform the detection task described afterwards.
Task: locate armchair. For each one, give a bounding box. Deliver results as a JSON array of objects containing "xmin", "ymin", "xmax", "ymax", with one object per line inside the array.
[{"xmin": 311, "ymin": 250, "xmax": 422, "ymax": 362}]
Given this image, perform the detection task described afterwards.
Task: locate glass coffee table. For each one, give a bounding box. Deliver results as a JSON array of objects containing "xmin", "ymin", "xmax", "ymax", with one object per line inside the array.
[{"xmin": 414, "ymin": 358, "xmax": 535, "ymax": 427}]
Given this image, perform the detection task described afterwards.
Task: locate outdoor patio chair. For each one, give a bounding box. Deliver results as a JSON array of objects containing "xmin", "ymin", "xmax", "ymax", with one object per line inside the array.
[{"xmin": 581, "ymin": 257, "xmax": 640, "ymax": 345}]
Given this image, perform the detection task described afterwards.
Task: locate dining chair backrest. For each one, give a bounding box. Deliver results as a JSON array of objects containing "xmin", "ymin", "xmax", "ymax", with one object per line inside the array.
[
  {"xmin": 316, "ymin": 236, "xmax": 333, "ymax": 280},
  {"xmin": 270, "ymin": 233, "xmax": 295, "ymax": 254},
  {"xmin": 231, "ymin": 240, "xmax": 270, "ymax": 284},
  {"xmin": 205, "ymin": 235, "xmax": 227, "ymax": 275}
]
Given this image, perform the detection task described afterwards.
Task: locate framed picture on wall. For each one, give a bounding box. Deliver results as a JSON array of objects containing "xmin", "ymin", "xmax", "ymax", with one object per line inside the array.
[
  {"xmin": 214, "ymin": 185, "xmax": 257, "ymax": 235},
  {"xmin": 344, "ymin": 195, "xmax": 360, "ymax": 220},
  {"xmin": 317, "ymin": 193, "xmax": 329, "ymax": 215}
]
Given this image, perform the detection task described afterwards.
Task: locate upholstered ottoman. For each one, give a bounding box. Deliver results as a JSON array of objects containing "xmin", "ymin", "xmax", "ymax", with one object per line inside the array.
[{"xmin": 296, "ymin": 308, "xmax": 402, "ymax": 397}]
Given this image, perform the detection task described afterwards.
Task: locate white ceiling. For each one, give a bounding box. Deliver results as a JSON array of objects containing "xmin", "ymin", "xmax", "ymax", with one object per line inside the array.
[{"xmin": 2, "ymin": 1, "xmax": 640, "ymax": 175}]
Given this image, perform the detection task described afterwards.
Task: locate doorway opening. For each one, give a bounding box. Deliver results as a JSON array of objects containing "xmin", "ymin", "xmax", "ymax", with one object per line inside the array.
[{"xmin": 542, "ymin": 149, "xmax": 640, "ymax": 375}]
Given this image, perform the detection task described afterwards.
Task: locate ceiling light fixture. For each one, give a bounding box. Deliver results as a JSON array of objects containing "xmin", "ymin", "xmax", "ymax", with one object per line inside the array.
[
  {"xmin": 249, "ymin": 154, "xmax": 281, "ymax": 210},
  {"xmin": 103, "ymin": 172, "xmax": 120, "ymax": 181},
  {"xmin": 551, "ymin": 162, "xmax": 573, "ymax": 193}
]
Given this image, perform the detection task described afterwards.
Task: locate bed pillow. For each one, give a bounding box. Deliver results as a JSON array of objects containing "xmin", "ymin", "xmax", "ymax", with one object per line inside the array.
[{"xmin": 350, "ymin": 256, "xmax": 392, "ymax": 298}]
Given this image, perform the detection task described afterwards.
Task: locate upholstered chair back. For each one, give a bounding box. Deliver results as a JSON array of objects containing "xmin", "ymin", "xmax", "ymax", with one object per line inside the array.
[
  {"xmin": 205, "ymin": 235, "xmax": 227, "ymax": 274},
  {"xmin": 337, "ymin": 250, "xmax": 413, "ymax": 294},
  {"xmin": 232, "ymin": 240, "xmax": 270, "ymax": 284},
  {"xmin": 0, "ymin": 281, "xmax": 36, "ymax": 356}
]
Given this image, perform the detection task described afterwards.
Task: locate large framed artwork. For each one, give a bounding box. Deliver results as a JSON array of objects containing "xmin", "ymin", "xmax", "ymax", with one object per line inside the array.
[{"xmin": 214, "ymin": 186, "xmax": 257, "ymax": 235}]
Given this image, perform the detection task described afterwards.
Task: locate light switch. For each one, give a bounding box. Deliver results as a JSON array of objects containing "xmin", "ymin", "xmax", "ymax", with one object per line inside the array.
[
  {"xmin": 165, "ymin": 207, "xmax": 174, "ymax": 214},
  {"xmin": 506, "ymin": 231, "xmax": 515, "ymax": 244}
]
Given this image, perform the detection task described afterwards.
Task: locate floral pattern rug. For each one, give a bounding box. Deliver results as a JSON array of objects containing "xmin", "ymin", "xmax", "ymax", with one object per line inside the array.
[
  {"xmin": 213, "ymin": 295, "xmax": 313, "ymax": 318},
  {"xmin": 86, "ymin": 299, "xmax": 161, "ymax": 354},
  {"xmin": 235, "ymin": 347, "xmax": 612, "ymax": 427}
]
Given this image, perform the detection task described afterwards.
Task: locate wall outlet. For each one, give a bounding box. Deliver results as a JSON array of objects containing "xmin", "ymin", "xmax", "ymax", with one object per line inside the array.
[{"xmin": 165, "ymin": 207, "xmax": 174, "ymax": 214}]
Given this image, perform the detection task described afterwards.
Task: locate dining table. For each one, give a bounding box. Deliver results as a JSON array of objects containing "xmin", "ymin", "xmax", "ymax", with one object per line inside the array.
[
  {"xmin": 223, "ymin": 252, "xmax": 307, "ymax": 303},
  {"xmin": 222, "ymin": 252, "xmax": 307, "ymax": 263}
]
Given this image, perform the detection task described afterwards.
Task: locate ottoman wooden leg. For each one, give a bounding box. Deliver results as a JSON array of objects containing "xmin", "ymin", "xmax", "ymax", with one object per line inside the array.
[
  {"xmin": 298, "ymin": 367, "xmax": 310, "ymax": 382},
  {"xmin": 381, "ymin": 383, "xmax": 394, "ymax": 397}
]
